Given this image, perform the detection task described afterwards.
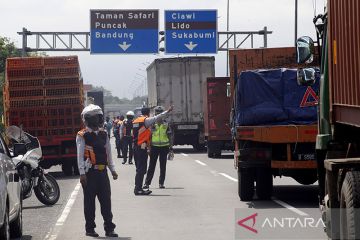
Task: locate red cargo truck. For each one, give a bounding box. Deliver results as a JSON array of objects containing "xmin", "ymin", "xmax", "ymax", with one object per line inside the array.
[
  {"xmin": 229, "ymin": 48, "xmax": 319, "ymax": 201},
  {"xmin": 203, "ymin": 77, "xmax": 233, "ymax": 158},
  {"xmin": 4, "ymin": 56, "xmax": 84, "ymax": 176}
]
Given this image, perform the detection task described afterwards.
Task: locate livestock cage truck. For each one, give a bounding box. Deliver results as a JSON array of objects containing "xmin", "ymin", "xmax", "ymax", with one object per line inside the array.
[{"xmin": 4, "ymin": 56, "xmax": 84, "ymax": 176}]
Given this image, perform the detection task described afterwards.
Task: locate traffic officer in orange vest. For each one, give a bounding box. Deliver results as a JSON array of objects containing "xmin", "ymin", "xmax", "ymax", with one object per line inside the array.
[
  {"xmin": 76, "ymin": 104, "xmax": 119, "ymax": 237},
  {"xmin": 132, "ymin": 105, "xmax": 173, "ymax": 195}
]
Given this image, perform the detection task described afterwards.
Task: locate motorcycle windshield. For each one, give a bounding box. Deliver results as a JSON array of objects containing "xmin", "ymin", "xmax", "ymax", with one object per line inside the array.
[
  {"xmin": 6, "ymin": 126, "xmax": 30, "ymax": 143},
  {"xmin": 6, "ymin": 126, "xmax": 41, "ymax": 152}
]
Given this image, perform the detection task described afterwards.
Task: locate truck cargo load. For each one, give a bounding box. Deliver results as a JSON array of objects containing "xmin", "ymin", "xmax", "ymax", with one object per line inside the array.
[
  {"xmin": 4, "ymin": 56, "xmax": 84, "ymax": 176},
  {"xmin": 235, "ymin": 68, "xmax": 319, "ymax": 126},
  {"xmin": 230, "ymin": 48, "xmax": 319, "ymax": 202},
  {"xmin": 147, "ymin": 57, "xmax": 215, "ymax": 150}
]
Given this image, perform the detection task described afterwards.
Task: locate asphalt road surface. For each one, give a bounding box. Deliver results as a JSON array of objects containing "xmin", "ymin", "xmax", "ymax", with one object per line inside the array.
[{"xmin": 17, "ymin": 143, "xmax": 327, "ymax": 240}]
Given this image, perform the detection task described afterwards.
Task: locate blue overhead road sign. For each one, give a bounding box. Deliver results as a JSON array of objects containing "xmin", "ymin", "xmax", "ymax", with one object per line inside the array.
[
  {"xmin": 165, "ymin": 10, "xmax": 217, "ymax": 54},
  {"xmin": 90, "ymin": 10, "xmax": 159, "ymax": 54}
]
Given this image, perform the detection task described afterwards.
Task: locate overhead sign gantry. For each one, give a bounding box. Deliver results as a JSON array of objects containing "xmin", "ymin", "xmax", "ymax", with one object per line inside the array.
[{"xmin": 18, "ymin": 9, "xmax": 272, "ymax": 56}]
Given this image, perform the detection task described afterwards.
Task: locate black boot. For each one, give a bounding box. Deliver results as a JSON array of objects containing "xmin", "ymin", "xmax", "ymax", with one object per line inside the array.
[
  {"xmin": 122, "ymin": 158, "xmax": 127, "ymax": 164},
  {"xmin": 134, "ymin": 189, "xmax": 152, "ymax": 195},
  {"xmin": 86, "ymin": 230, "xmax": 99, "ymax": 237},
  {"xmin": 105, "ymin": 231, "xmax": 118, "ymax": 237}
]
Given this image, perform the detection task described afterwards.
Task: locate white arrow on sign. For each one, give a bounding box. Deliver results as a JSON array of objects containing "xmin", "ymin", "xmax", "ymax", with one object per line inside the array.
[
  {"xmin": 119, "ymin": 42, "xmax": 132, "ymax": 51},
  {"xmin": 185, "ymin": 42, "xmax": 198, "ymax": 51}
]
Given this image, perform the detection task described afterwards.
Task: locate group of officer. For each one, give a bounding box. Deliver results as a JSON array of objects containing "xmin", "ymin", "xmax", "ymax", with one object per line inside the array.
[
  {"xmin": 76, "ymin": 104, "xmax": 173, "ymax": 237},
  {"xmin": 111, "ymin": 112, "xmax": 135, "ymax": 164}
]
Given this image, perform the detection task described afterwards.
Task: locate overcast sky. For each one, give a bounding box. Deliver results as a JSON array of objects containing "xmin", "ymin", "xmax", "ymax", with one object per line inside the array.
[{"xmin": 0, "ymin": 0, "xmax": 325, "ymax": 99}]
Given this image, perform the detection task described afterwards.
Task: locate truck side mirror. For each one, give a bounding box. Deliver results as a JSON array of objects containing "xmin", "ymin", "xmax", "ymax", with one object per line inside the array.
[
  {"xmin": 13, "ymin": 143, "xmax": 27, "ymax": 157},
  {"xmin": 297, "ymin": 68, "xmax": 316, "ymax": 86},
  {"xmin": 296, "ymin": 36, "xmax": 315, "ymax": 64}
]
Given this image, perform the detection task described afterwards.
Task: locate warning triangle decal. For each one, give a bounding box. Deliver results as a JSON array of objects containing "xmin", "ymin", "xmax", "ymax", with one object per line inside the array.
[{"xmin": 300, "ymin": 86, "xmax": 319, "ymax": 107}]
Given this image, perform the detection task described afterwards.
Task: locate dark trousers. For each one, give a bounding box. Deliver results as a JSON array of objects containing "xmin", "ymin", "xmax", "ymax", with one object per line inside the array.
[
  {"xmin": 115, "ymin": 136, "xmax": 122, "ymax": 157},
  {"xmin": 82, "ymin": 169, "xmax": 115, "ymax": 232},
  {"xmin": 134, "ymin": 146, "xmax": 148, "ymax": 190},
  {"xmin": 122, "ymin": 136, "xmax": 133, "ymax": 162},
  {"xmin": 145, "ymin": 146, "xmax": 169, "ymax": 185}
]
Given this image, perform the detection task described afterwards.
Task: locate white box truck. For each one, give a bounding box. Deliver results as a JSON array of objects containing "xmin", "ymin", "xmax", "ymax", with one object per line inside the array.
[{"xmin": 146, "ymin": 57, "xmax": 215, "ymax": 151}]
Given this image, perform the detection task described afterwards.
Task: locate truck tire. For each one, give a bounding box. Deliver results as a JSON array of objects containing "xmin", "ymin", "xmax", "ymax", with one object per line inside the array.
[
  {"xmin": 256, "ymin": 168, "xmax": 273, "ymax": 200},
  {"xmin": 207, "ymin": 147, "xmax": 215, "ymax": 158},
  {"xmin": 193, "ymin": 143, "xmax": 206, "ymax": 152},
  {"xmin": 62, "ymin": 162, "xmax": 73, "ymax": 176},
  {"xmin": 340, "ymin": 171, "xmax": 360, "ymax": 239},
  {"xmin": 207, "ymin": 141, "xmax": 221, "ymax": 158},
  {"xmin": 238, "ymin": 168, "xmax": 255, "ymax": 201}
]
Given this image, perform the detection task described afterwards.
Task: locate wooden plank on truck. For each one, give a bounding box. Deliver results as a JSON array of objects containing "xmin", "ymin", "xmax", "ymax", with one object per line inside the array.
[
  {"xmin": 236, "ymin": 125, "xmax": 317, "ymax": 143},
  {"xmin": 324, "ymin": 158, "xmax": 360, "ymax": 172}
]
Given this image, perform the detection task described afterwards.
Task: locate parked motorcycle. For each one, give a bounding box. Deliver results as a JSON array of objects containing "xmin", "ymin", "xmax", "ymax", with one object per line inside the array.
[{"xmin": 6, "ymin": 126, "xmax": 60, "ymax": 205}]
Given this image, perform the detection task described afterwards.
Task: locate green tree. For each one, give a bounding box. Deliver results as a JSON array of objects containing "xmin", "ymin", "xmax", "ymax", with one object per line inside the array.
[
  {"xmin": 0, "ymin": 37, "xmax": 21, "ymax": 82},
  {"xmin": 0, "ymin": 37, "xmax": 22, "ymax": 131}
]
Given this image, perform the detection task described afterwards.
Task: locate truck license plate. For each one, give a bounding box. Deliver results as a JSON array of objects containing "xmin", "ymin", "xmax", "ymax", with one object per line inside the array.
[
  {"xmin": 177, "ymin": 125, "xmax": 198, "ymax": 130},
  {"xmin": 297, "ymin": 153, "xmax": 315, "ymax": 161}
]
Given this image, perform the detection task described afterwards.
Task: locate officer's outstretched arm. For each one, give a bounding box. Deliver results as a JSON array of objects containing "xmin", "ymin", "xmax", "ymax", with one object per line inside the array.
[{"xmin": 144, "ymin": 105, "xmax": 174, "ymax": 128}]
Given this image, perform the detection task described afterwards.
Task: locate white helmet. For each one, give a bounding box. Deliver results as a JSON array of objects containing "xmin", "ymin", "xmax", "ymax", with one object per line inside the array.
[
  {"xmin": 81, "ymin": 104, "xmax": 104, "ymax": 128},
  {"xmin": 81, "ymin": 104, "xmax": 103, "ymax": 118},
  {"xmin": 126, "ymin": 111, "xmax": 135, "ymax": 117}
]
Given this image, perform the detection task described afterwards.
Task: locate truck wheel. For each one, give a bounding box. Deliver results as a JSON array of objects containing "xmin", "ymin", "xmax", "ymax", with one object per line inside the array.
[
  {"xmin": 238, "ymin": 168, "xmax": 255, "ymax": 201},
  {"xmin": 62, "ymin": 162, "xmax": 73, "ymax": 176},
  {"xmin": 207, "ymin": 147, "xmax": 215, "ymax": 158},
  {"xmin": 256, "ymin": 168, "xmax": 273, "ymax": 200},
  {"xmin": 193, "ymin": 143, "xmax": 206, "ymax": 152},
  {"xmin": 340, "ymin": 171, "xmax": 360, "ymax": 239}
]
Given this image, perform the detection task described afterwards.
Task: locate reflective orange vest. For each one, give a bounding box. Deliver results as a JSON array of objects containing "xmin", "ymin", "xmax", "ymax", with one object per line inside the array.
[
  {"xmin": 132, "ymin": 116, "xmax": 151, "ymax": 146},
  {"xmin": 77, "ymin": 128, "xmax": 108, "ymax": 165}
]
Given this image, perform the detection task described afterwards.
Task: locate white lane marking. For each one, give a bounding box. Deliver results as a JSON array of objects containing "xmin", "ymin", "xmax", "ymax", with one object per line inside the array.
[
  {"xmin": 44, "ymin": 182, "xmax": 81, "ymax": 240},
  {"xmin": 272, "ymin": 199, "xmax": 308, "ymax": 216},
  {"xmin": 195, "ymin": 160, "xmax": 207, "ymax": 166},
  {"xmin": 181, "ymin": 153, "xmax": 189, "ymax": 157},
  {"xmin": 216, "ymin": 171, "xmax": 308, "ymax": 217},
  {"xmin": 210, "ymin": 170, "xmax": 219, "ymax": 176},
  {"xmin": 219, "ymin": 173, "xmax": 238, "ymax": 182}
]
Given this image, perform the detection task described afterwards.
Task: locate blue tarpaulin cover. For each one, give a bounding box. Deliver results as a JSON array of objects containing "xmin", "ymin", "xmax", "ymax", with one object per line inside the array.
[{"xmin": 235, "ymin": 68, "xmax": 319, "ymax": 126}]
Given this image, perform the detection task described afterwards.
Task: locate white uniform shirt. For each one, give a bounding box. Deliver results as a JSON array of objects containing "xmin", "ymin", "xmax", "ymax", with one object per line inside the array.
[{"xmin": 76, "ymin": 127, "xmax": 116, "ymax": 175}]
